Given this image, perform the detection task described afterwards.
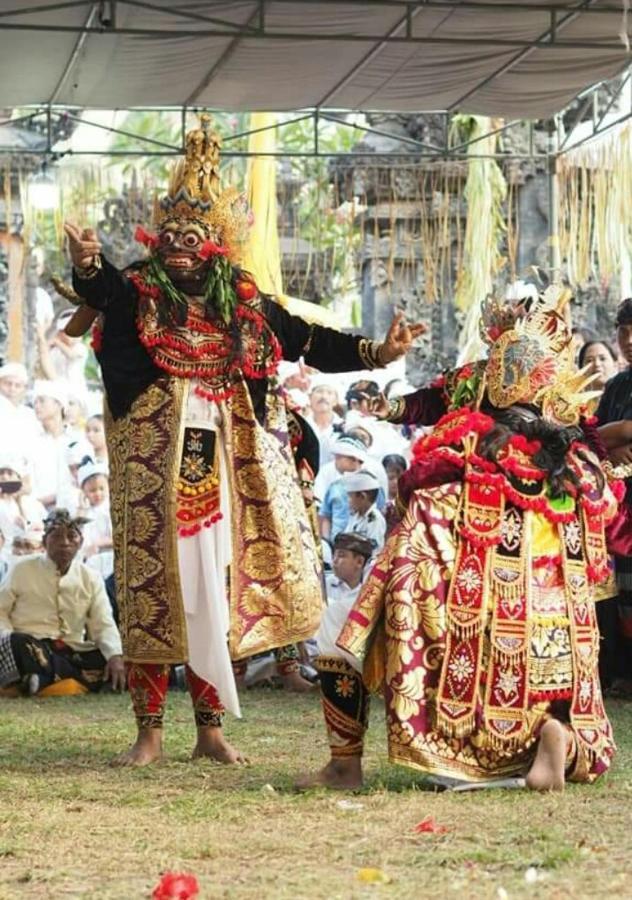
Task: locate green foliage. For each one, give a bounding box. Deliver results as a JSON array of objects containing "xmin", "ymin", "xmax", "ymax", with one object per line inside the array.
[{"xmin": 277, "ymin": 116, "xmax": 363, "ymax": 304}]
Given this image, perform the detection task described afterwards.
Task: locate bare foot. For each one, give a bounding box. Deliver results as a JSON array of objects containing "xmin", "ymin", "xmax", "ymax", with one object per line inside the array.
[
  {"xmin": 280, "ymin": 670, "xmax": 318, "ymax": 693},
  {"xmin": 111, "ymin": 727, "xmax": 163, "ymax": 767},
  {"xmin": 295, "ymin": 758, "xmax": 363, "ymax": 791},
  {"xmin": 192, "ymin": 726, "xmax": 248, "ymax": 764},
  {"xmin": 526, "ymin": 719, "xmax": 568, "ymax": 792}
]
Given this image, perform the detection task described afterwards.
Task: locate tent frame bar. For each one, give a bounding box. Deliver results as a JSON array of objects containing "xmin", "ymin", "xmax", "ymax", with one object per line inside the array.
[
  {"xmin": 0, "ymin": 66, "xmax": 629, "ymax": 163},
  {"xmin": 0, "ymin": 18, "xmax": 627, "ymax": 50}
]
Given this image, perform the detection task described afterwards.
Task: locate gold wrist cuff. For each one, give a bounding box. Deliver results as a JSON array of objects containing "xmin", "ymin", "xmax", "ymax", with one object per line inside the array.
[
  {"xmin": 358, "ymin": 338, "xmax": 383, "ymax": 370},
  {"xmin": 74, "ymin": 255, "xmax": 102, "ymax": 281},
  {"xmin": 387, "ymin": 396, "xmax": 406, "ymax": 422}
]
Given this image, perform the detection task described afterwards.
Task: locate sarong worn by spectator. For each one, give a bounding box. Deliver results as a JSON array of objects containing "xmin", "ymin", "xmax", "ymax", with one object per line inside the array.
[
  {"xmin": 299, "ymin": 286, "xmax": 632, "ymax": 792},
  {"xmin": 0, "ymin": 509, "xmax": 124, "ymax": 696},
  {"xmin": 60, "ymin": 114, "xmax": 423, "ymax": 766}
]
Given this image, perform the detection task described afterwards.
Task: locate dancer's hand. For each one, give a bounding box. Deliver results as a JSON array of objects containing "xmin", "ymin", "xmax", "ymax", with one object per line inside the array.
[
  {"xmin": 105, "ymin": 655, "xmax": 126, "ymax": 692},
  {"xmin": 64, "ymin": 222, "xmax": 101, "ymax": 270},
  {"xmin": 379, "ymin": 311, "xmax": 426, "ymax": 364},
  {"xmin": 610, "ymin": 444, "xmax": 632, "ymax": 467},
  {"xmin": 370, "ymin": 392, "xmax": 390, "ymax": 419}
]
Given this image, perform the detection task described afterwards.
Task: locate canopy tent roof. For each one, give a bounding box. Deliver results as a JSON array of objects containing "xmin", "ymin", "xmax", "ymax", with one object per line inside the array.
[{"xmin": 0, "ymin": 0, "xmax": 629, "ymax": 119}]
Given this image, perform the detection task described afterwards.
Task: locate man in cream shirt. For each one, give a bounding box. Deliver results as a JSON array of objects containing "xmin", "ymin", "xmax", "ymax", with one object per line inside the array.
[{"xmin": 0, "ymin": 508, "xmax": 124, "ymax": 696}]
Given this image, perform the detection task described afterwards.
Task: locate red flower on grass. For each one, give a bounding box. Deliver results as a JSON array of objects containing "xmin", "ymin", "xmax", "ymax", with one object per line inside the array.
[
  {"xmin": 152, "ymin": 872, "xmax": 199, "ymax": 899},
  {"xmin": 413, "ymin": 815, "xmax": 450, "ymax": 835}
]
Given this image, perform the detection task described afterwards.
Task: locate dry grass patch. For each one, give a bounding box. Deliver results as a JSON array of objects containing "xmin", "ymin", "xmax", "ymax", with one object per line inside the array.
[{"xmin": 0, "ymin": 691, "xmax": 631, "ymax": 899}]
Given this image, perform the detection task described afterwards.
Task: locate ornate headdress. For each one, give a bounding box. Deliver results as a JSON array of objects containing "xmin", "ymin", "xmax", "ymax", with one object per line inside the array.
[
  {"xmin": 153, "ymin": 113, "xmax": 250, "ymax": 259},
  {"xmin": 480, "ymin": 284, "xmax": 600, "ymax": 426}
]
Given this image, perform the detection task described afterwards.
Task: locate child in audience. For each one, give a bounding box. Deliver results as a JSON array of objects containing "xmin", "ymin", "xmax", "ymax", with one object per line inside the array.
[
  {"xmin": 79, "ymin": 461, "xmax": 113, "ymax": 582},
  {"xmin": 343, "ymin": 469, "xmax": 386, "ymax": 553},
  {"xmin": 382, "ymin": 453, "xmax": 408, "ymax": 534}
]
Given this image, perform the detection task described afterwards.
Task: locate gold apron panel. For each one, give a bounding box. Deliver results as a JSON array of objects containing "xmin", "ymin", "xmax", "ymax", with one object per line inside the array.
[
  {"xmin": 226, "ymin": 380, "xmax": 324, "ymax": 659},
  {"xmin": 105, "ymin": 377, "xmax": 188, "ymax": 664}
]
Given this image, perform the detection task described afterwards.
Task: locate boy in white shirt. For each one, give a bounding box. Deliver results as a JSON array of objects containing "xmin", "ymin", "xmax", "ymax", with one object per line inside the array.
[
  {"xmin": 316, "ymin": 533, "xmax": 374, "ymax": 670},
  {"xmin": 343, "ymin": 469, "xmax": 387, "ymax": 554}
]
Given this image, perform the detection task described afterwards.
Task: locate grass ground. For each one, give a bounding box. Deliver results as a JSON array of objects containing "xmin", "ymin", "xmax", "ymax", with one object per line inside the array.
[{"xmin": 0, "ymin": 690, "xmax": 631, "ymax": 900}]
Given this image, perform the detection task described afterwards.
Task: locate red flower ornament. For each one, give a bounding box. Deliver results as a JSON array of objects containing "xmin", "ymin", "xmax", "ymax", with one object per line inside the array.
[
  {"xmin": 134, "ymin": 225, "xmax": 159, "ymax": 249},
  {"xmin": 152, "ymin": 871, "xmax": 199, "ymax": 900},
  {"xmin": 198, "ymin": 240, "xmax": 229, "ymax": 260}
]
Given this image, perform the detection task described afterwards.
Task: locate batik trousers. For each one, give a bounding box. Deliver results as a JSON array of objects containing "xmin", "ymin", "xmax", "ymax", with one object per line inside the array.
[
  {"xmin": 127, "ymin": 663, "xmax": 224, "ymax": 729},
  {"xmin": 315, "ymin": 655, "xmax": 370, "ymax": 758}
]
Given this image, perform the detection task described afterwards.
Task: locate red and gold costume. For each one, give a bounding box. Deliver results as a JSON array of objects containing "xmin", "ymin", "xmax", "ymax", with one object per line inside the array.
[
  {"xmin": 315, "ymin": 286, "xmax": 630, "ymax": 784},
  {"xmin": 68, "ymin": 117, "xmax": 388, "ymax": 732}
]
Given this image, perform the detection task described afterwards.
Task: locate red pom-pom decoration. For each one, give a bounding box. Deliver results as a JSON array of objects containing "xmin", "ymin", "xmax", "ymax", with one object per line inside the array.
[
  {"xmin": 198, "ymin": 240, "xmax": 229, "ymax": 260},
  {"xmin": 235, "ymin": 279, "xmax": 257, "ymax": 301},
  {"xmin": 134, "ymin": 225, "xmax": 159, "ymax": 249},
  {"xmin": 152, "ymin": 872, "xmax": 199, "ymax": 900}
]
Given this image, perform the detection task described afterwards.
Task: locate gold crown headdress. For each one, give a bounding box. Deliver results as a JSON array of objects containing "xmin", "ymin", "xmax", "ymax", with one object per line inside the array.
[
  {"xmin": 153, "ymin": 114, "xmax": 250, "ymax": 258},
  {"xmin": 482, "ymin": 284, "xmax": 601, "ymax": 426}
]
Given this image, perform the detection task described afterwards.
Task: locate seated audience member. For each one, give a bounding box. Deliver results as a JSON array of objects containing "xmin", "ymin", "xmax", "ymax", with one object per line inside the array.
[
  {"xmin": 60, "ymin": 438, "xmax": 94, "ymax": 515},
  {"xmin": 345, "ymin": 380, "xmax": 380, "ymax": 416},
  {"xmin": 595, "ymin": 298, "xmax": 632, "ymax": 694},
  {"xmin": 343, "ymin": 469, "xmax": 386, "ymax": 552},
  {"xmin": 0, "ymin": 362, "xmax": 40, "ymax": 446},
  {"xmin": 85, "ymin": 413, "xmax": 108, "ymax": 465},
  {"xmin": 0, "ymin": 458, "xmax": 46, "ymax": 551},
  {"xmin": 10, "ymin": 525, "xmax": 44, "ymax": 559},
  {"xmin": 64, "ymin": 387, "xmax": 89, "ymax": 444},
  {"xmin": 306, "ymin": 382, "xmax": 343, "ymax": 467},
  {"xmin": 31, "ymin": 380, "xmax": 74, "ymax": 509},
  {"xmin": 382, "ymin": 453, "xmax": 408, "ymax": 534},
  {"xmin": 39, "ymin": 308, "xmax": 89, "ymax": 390},
  {"xmin": 578, "ymin": 340, "xmax": 619, "ymax": 392},
  {"xmin": 79, "ymin": 461, "xmax": 113, "ymax": 582},
  {"xmin": 344, "ymin": 424, "xmax": 389, "ymax": 505},
  {"xmin": 0, "ymin": 509, "xmax": 124, "ymax": 696},
  {"xmin": 0, "ymin": 527, "xmax": 8, "ymax": 586},
  {"xmin": 318, "ymin": 436, "xmax": 367, "ymax": 541},
  {"xmin": 317, "ymin": 533, "xmax": 374, "ymax": 670}
]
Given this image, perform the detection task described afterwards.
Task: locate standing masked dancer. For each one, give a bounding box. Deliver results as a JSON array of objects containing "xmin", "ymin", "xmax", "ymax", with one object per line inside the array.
[
  {"xmin": 63, "ymin": 115, "xmax": 423, "ymax": 766},
  {"xmin": 299, "ymin": 286, "xmax": 631, "ymax": 792}
]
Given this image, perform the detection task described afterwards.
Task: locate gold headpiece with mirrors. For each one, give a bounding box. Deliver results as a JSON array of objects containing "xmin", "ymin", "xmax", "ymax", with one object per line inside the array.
[{"xmin": 481, "ymin": 284, "xmax": 601, "ymax": 426}]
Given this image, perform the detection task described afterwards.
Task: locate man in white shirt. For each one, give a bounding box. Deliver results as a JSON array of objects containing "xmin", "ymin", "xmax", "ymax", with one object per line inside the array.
[
  {"xmin": 306, "ymin": 383, "xmax": 343, "ymax": 467},
  {"xmin": 0, "ymin": 362, "xmax": 41, "ymax": 447},
  {"xmin": 0, "ymin": 508, "xmax": 124, "ymax": 696},
  {"xmin": 31, "ymin": 380, "xmax": 74, "ymax": 508}
]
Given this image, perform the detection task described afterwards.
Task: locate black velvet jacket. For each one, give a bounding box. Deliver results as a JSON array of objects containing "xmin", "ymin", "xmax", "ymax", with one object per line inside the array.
[{"xmin": 73, "ymin": 258, "xmax": 382, "ymax": 421}]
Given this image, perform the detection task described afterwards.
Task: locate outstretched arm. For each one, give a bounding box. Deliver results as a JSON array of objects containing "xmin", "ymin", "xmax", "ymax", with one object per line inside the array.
[
  {"xmin": 265, "ymin": 299, "xmax": 425, "ymax": 373},
  {"xmin": 371, "ymin": 385, "xmax": 447, "ymax": 427}
]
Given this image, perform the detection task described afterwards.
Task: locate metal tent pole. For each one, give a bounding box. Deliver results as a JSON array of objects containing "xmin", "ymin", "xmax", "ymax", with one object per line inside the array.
[{"xmin": 547, "ymin": 119, "xmax": 561, "ymax": 279}]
